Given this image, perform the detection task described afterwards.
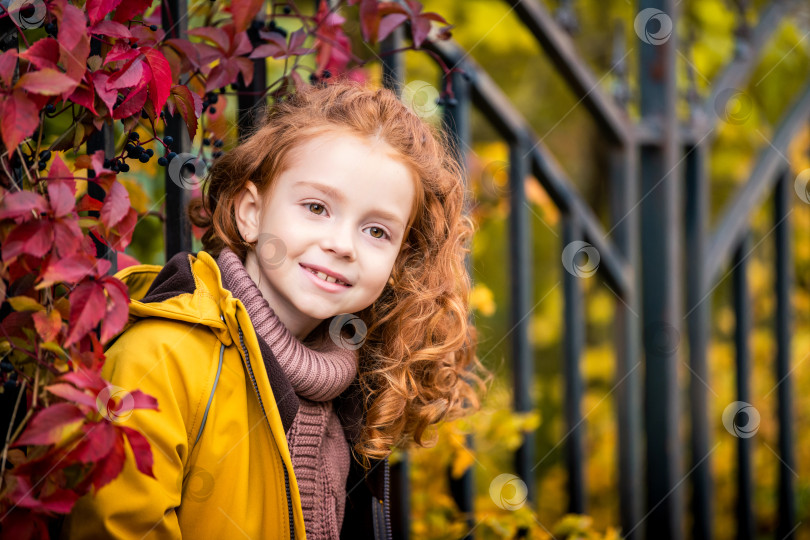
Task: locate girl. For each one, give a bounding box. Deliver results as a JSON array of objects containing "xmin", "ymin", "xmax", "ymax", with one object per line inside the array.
[{"xmin": 62, "ymin": 80, "xmax": 489, "ymax": 539}]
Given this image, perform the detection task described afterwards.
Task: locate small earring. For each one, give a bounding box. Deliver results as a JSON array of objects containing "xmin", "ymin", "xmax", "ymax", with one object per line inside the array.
[{"xmin": 387, "ymin": 276, "xmax": 395, "ymax": 287}]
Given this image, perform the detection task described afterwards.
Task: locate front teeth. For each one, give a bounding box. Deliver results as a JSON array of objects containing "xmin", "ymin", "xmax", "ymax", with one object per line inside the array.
[{"xmin": 310, "ymin": 268, "xmax": 346, "ymax": 286}]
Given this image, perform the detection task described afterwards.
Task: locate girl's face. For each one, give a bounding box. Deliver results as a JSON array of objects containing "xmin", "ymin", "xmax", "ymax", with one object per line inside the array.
[{"xmin": 235, "ymin": 131, "xmax": 416, "ymax": 341}]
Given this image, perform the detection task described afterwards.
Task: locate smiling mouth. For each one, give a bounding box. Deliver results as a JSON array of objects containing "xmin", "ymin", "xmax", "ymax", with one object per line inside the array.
[{"xmin": 301, "ymin": 265, "xmax": 351, "ymax": 287}]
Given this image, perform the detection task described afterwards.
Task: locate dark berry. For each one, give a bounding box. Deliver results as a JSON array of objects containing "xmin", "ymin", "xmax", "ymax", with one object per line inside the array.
[
  {"xmin": 131, "ymin": 42, "xmax": 139, "ymax": 49},
  {"xmin": 139, "ymin": 154, "xmax": 150, "ymax": 163},
  {"xmin": 214, "ymin": 139, "xmax": 224, "ymax": 148},
  {"xmin": 38, "ymin": 160, "xmax": 47, "ymax": 171},
  {"xmin": 45, "ymin": 22, "xmax": 57, "ymax": 35},
  {"xmin": 103, "ymin": 159, "xmax": 112, "ymax": 168},
  {"xmin": 201, "ymin": 100, "xmax": 209, "ymax": 109},
  {"xmin": 212, "ymin": 151, "xmax": 223, "ymax": 158},
  {"xmin": 0, "ymin": 361, "xmax": 12, "ymax": 372},
  {"xmin": 251, "ymin": 20, "xmax": 263, "ymax": 31},
  {"xmin": 4, "ymin": 380, "xmax": 17, "ymax": 392},
  {"xmin": 167, "ymin": 152, "xmax": 177, "ymax": 161},
  {"xmin": 219, "ymin": 87, "xmax": 226, "ymax": 94},
  {"xmin": 208, "ymin": 107, "xmax": 216, "ymax": 114},
  {"xmin": 120, "ymin": 163, "xmax": 130, "ymax": 172},
  {"xmin": 40, "ymin": 150, "xmax": 51, "ymax": 161},
  {"xmin": 447, "ymin": 97, "xmax": 458, "ymax": 106},
  {"xmin": 129, "ymin": 131, "xmax": 139, "ymax": 140},
  {"xmin": 322, "ymin": 70, "xmax": 331, "ymax": 79},
  {"xmin": 145, "ymin": 148, "xmax": 154, "ymax": 157},
  {"xmin": 149, "ymin": 24, "xmax": 158, "ymax": 31},
  {"xmin": 436, "ymin": 97, "xmax": 446, "ymax": 106},
  {"xmin": 159, "ymin": 111, "xmax": 165, "ymax": 118},
  {"xmin": 309, "ymin": 73, "xmax": 318, "ymax": 84},
  {"xmin": 141, "ymin": 110, "xmax": 149, "ymax": 119},
  {"xmin": 283, "ymin": 6, "xmax": 291, "ymax": 14},
  {"xmin": 128, "ymin": 146, "xmax": 142, "ymax": 158},
  {"xmin": 164, "ymin": 135, "xmax": 174, "ymax": 146},
  {"xmin": 202, "ymin": 138, "xmax": 211, "ymax": 146},
  {"xmin": 111, "ymin": 162, "xmax": 120, "ymax": 172},
  {"xmin": 125, "ymin": 143, "xmax": 135, "ymax": 152},
  {"xmin": 157, "ymin": 157, "xmax": 168, "ymax": 166},
  {"xmin": 45, "ymin": 103, "xmax": 56, "ymax": 114}
]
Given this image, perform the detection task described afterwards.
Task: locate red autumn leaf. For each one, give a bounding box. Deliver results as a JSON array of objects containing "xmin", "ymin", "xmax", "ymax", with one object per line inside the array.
[
  {"xmin": 65, "ymin": 280, "xmax": 107, "ymax": 347},
  {"xmin": 377, "ymin": 13, "xmax": 408, "ymax": 43},
  {"xmin": 2, "ymin": 219, "xmax": 54, "ymax": 259},
  {"xmin": 90, "ymin": 19, "xmax": 131, "ymax": 40},
  {"xmin": 142, "ymin": 47, "xmax": 172, "ymax": 114},
  {"xmin": 106, "ymin": 55, "xmax": 145, "ymax": 91},
  {"xmin": 107, "ymin": 206, "xmax": 138, "ymax": 250},
  {"xmin": 16, "ymin": 68, "xmax": 78, "ymax": 96},
  {"xmin": 39, "ymin": 253, "xmax": 97, "ymax": 288},
  {"xmin": 46, "ymin": 383, "xmax": 98, "ymax": 411},
  {"xmin": 32, "ymin": 309, "xmax": 62, "ymax": 343},
  {"xmin": 0, "ymin": 49, "xmax": 18, "ymax": 87},
  {"xmin": 9, "ymin": 475, "xmax": 82, "ymax": 514},
  {"xmin": 66, "ymin": 421, "xmax": 116, "ymax": 463},
  {"xmin": 68, "ymin": 77, "xmax": 98, "ymax": 116},
  {"xmin": 55, "ymin": 3, "xmax": 88, "ymax": 51},
  {"xmin": 100, "ymin": 180, "xmax": 131, "ymax": 229},
  {"xmin": 104, "ymin": 41, "xmax": 140, "ymax": 66},
  {"xmin": 164, "ymin": 38, "xmax": 201, "ymax": 69},
  {"xmin": 112, "ymin": 0, "xmax": 153, "ymax": 25},
  {"xmin": 117, "ymin": 251, "xmax": 140, "ymax": 270},
  {"xmin": 120, "ymin": 426, "xmax": 155, "ymax": 478},
  {"xmin": 0, "ymin": 190, "xmax": 48, "ymax": 221},
  {"xmin": 59, "ymin": 367, "xmax": 107, "ymax": 394},
  {"xmin": 90, "ymin": 433, "xmax": 125, "ymax": 490},
  {"xmin": 76, "ymin": 194, "xmax": 104, "ymax": 213},
  {"xmin": 166, "ymin": 84, "xmax": 201, "ymax": 139},
  {"xmin": 228, "ymin": 0, "xmax": 264, "ymax": 33},
  {"xmin": 113, "ymin": 81, "xmax": 148, "ymax": 119},
  {"xmin": 187, "ymin": 27, "xmax": 230, "ymax": 54},
  {"xmin": 126, "ymin": 389, "xmax": 159, "ymax": 412},
  {"xmin": 233, "ymin": 56, "xmax": 254, "ymax": 86},
  {"xmin": 100, "ymin": 275, "xmax": 130, "ymax": 342},
  {"xmin": 47, "ymin": 176, "xmax": 77, "ymax": 218},
  {"xmin": 53, "ymin": 218, "xmax": 84, "ymax": 258},
  {"xmin": 204, "ymin": 60, "xmax": 241, "ymax": 93},
  {"xmin": 86, "ymin": 0, "xmax": 125, "ymax": 26},
  {"xmin": 359, "ymin": 0, "xmax": 380, "ymax": 44},
  {"xmin": 19, "ymin": 38, "xmax": 60, "ymax": 71},
  {"xmin": 0, "ymin": 89, "xmax": 39, "ymax": 157},
  {"xmin": 92, "ymin": 71, "xmax": 118, "ymax": 115},
  {"xmin": 13, "ymin": 403, "xmax": 86, "ymax": 447}
]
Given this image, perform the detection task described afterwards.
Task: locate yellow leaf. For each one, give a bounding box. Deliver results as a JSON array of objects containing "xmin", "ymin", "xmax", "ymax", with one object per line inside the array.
[
  {"xmin": 7, "ymin": 296, "xmax": 45, "ymax": 312},
  {"xmin": 469, "ymin": 283, "xmax": 496, "ymax": 316},
  {"xmin": 119, "ymin": 178, "xmax": 150, "ymax": 214}
]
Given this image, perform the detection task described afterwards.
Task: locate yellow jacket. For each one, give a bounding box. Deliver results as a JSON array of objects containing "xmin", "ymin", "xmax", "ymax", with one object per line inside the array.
[{"xmin": 60, "ymin": 250, "xmax": 392, "ymax": 540}]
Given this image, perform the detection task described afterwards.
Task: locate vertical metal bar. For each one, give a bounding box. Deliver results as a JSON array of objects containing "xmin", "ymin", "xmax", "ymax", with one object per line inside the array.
[
  {"xmin": 608, "ymin": 142, "xmax": 643, "ymax": 539},
  {"xmin": 237, "ymin": 14, "xmax": 268, "ymax": 142},
  {"xmin": 732, "ymin": 235, "xmax": 754, "ymax": 540},
  {"xmin": 774, "ymin": 170, "xmax": 797, "ymax": 539},
  {"xmin": 561, "ymin": 213, "xmax": 585, "ymax": 514},
  {"xmin": 380, "ymin": 23, "xmax": 409, "ymax": 540},
  {"xmin": 684, "ymin": 143, "xmax": 712, "ymax": 540},
  {"xmin": 442, "ymin": 62, "xmax": 476, "ymax": 539},
  {"xmin": 509, "ymin": 137, "xmax": 535, "ymax": 509},
  {"xmin": 163, "ymin": 0, "xmax": 192, "ymax": 260},
  {"xmin": 86, "ymin": 124, "xmax": 117, "ymax": 275},
  {"xmin": 638, "ymin": 0, "xmax": 683, "ymax": 537},
  {"xmin": 381, "ymin": 26, "xmax": 405, "ymax": 98}
]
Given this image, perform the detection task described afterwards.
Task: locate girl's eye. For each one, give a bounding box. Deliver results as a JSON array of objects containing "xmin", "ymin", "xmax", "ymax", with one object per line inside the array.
[
  {"xmin": 306, "ymin": 202, "xmax": 326, "ymax": 215},
  {"xmin": 366, "ymin": 226, "xmax": 389, "ymax": 240}
]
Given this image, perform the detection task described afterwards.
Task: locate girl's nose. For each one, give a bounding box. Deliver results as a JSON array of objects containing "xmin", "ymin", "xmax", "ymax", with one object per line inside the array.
[{"xmin": 321, "ymin": 225, "xmax": 356, "ymax": 260}]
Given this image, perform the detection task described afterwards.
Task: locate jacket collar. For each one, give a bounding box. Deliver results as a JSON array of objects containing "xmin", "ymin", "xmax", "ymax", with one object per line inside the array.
[{"xmin": 121, "ymin": 251, "xmax": 367, "ymax": 444}]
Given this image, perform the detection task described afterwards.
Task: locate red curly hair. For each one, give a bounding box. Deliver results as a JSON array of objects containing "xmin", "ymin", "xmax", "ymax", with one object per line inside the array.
[{"xmin": 189, "ymin": 80, "xmax": 491, "ymax": 463}]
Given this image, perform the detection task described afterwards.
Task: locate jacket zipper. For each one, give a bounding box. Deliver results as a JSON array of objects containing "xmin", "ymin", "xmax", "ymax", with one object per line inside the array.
[
  {"xmin": 384, "ymin": 457, "xmax": 392, "ymax": 540},
  {"xmin": 236, "ymin": 322, "xmax": 295, "ymax": 540}
]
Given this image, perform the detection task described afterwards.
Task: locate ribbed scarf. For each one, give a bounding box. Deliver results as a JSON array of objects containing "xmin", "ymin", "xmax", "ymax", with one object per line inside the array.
[
  {"xmin": 216, "ymin": 246, "xmax": 358, "ymax": 401},
  {"xmin": 216, "ymin": 246, "xmax": 357, "ymax": 539}
]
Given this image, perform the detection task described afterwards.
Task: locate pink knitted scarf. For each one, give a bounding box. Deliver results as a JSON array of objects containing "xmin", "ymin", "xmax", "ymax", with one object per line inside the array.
[{"xmin": 216, "ymin": 246, "xmax": 358, "ymax": 539}]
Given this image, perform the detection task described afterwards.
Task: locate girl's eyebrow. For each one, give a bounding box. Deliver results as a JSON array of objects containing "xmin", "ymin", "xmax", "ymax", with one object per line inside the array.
[{"xmin": 294, "ymin": 180, "xmax": 405, "ymax": 229}]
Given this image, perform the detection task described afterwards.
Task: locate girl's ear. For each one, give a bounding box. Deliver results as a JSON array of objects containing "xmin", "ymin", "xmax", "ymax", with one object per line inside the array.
[{"xmin": 234, "ymin": 181, "xmax": 262, "ymax": 243}]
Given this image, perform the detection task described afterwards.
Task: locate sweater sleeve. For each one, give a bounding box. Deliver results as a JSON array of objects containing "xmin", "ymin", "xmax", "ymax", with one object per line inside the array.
[{"xmin": 60, "ymin": 319, "xmax": 213, "ymax": 540}]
